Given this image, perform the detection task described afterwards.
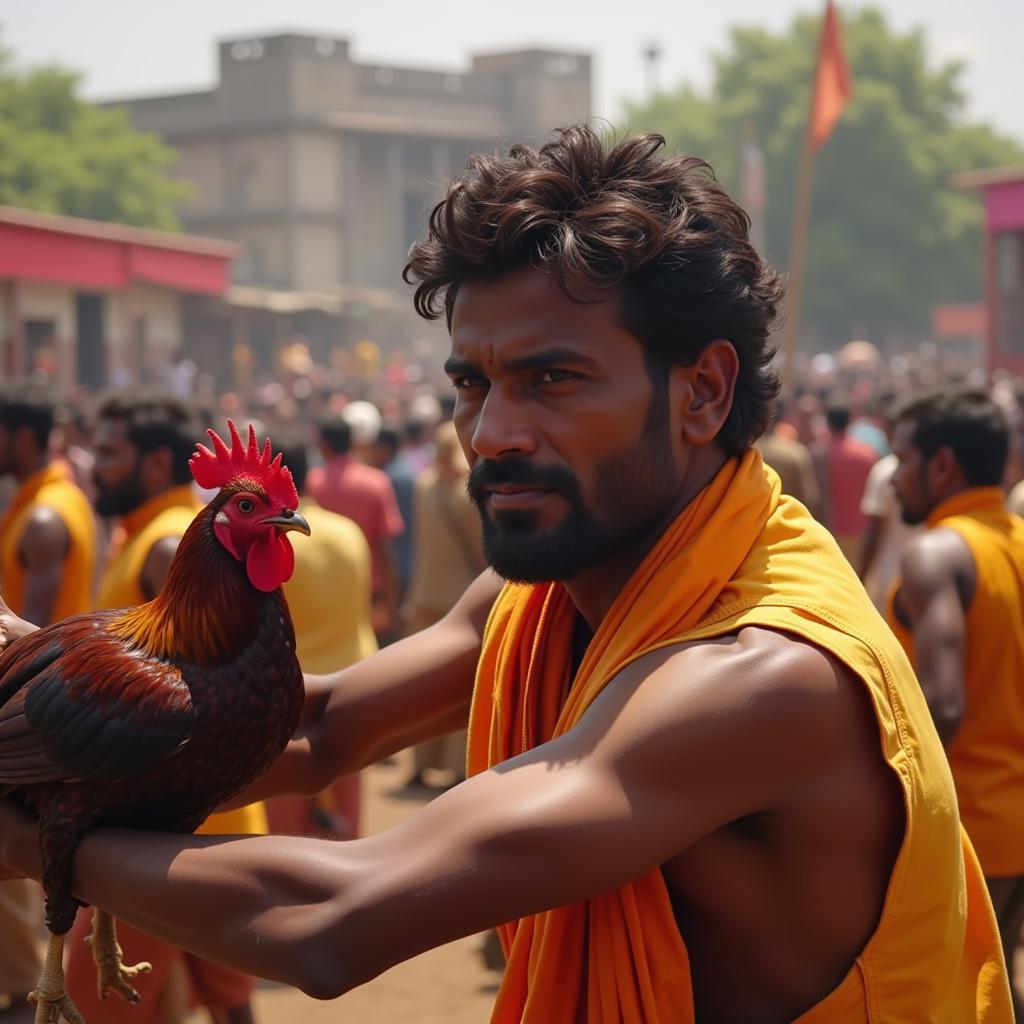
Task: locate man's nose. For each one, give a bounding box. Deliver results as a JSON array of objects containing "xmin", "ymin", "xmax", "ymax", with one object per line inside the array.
[{"xmin": 469, "ymin": 387, "xmax": 538, "ymax": 461}]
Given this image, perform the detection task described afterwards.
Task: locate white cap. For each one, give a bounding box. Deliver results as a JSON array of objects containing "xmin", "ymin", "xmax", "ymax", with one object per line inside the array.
[{"xmin": 342, "ymin": 400, "xmax": 383, "ymax": 445}]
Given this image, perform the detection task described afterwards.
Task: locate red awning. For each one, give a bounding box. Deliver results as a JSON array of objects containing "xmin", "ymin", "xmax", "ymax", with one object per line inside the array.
[{"xmin": 0, "ymin": 206, "xmax": 236, "ymax": 295}]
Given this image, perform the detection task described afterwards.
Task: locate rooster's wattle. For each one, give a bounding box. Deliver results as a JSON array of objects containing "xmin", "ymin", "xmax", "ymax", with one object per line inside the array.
[{"xmin": 0, "ymin": 422, "xmax": 309, "ymax": 1024}]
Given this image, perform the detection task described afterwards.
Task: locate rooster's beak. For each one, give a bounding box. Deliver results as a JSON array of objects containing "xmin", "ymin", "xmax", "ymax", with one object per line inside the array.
[{"xmin": 261, "ymin": 511, "xmax": 311, "ymax": 536}]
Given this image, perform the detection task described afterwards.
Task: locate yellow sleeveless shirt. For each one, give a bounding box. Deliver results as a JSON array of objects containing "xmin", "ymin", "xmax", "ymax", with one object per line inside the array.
[
  {"xmin": 470, "ymin": 452, "xmax": 1010, "ymax": 1023},
  {"xmin": 887, "ymin": 486, "xmax": 1024, "ymax": 878},
  {"xmin": 95, "ymin": 484, "xmax": 266, "ymax": 837},
  {"xmin": 0, "ymin": 461, "xmax": 96, "ymax": 620}
]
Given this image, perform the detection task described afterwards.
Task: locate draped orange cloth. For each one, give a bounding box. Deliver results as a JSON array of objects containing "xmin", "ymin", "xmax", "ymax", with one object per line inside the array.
[
  {"xmin": 468, "ymin": 450, "xmax": 1011, "ymax": 1023},
  {"xmin": 887, "ymin": 487, "xmax": 1024, "ymax": 877}
]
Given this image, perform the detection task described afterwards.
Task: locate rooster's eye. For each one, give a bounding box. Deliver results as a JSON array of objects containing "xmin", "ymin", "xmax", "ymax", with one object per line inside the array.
[{"xmin": 238, "ymin": 499, "xmax": 255, "ymax": 514}]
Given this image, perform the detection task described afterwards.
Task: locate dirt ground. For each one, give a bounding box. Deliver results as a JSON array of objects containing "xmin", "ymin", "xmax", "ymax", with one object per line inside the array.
[{"xmin": 246, "ymin": 752, "xmax": 500, "ymax": 1024}]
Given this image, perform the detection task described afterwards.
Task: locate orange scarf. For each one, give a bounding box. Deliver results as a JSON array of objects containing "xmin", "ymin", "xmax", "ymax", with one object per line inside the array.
[{"xmin": 468, "ymin": 450, "xmax": 775, "ymax": 1023}]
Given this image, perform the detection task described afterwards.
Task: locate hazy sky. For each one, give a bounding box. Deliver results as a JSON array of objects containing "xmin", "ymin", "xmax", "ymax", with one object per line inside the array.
[{"xmin": 4, "ymin": 0, "xmax": 1022, "ymax": 144}]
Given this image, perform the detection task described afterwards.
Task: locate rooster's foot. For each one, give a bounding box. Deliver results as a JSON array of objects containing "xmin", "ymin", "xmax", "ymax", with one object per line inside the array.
[
  {"xmin": 27, "ymin": 991, "xmax": 84, "ymax": 1024},
  {"xmin": 85, "ymin": 911, "xmax": 151, "ymax": 1002},
  {"xmin": 28, "ymin": 933, "xmax": 84, "ymax": 1024}
]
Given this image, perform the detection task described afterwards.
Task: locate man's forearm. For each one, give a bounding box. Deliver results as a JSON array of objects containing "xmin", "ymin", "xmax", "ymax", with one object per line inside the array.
[{"xmin": 71, "ymin": 830, "xmax": 359, "ymax": 998}]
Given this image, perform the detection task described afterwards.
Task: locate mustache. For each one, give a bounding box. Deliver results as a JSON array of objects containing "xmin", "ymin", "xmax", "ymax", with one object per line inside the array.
[{"xmin": 467, "ymin": 459, "xmax": 581, "ymax": 504}]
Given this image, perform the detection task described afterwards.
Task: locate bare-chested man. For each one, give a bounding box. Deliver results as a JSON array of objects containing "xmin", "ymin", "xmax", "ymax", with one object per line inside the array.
[{"xmin": 0, "ymin": 128, "xmax": 1011, "ymax": 1023}]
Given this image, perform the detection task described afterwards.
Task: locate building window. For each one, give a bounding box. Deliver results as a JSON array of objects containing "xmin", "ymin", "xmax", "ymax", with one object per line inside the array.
[{"xmin": 996, "ymin": 230, "xmax": 1024, "ymax": 354}]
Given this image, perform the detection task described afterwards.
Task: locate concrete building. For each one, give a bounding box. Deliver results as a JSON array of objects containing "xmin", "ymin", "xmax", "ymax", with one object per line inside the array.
[
  {"xmin": 0, "ymin": 205, "xmax": 236, "ymax": 391},
  {"xmin": 953, "ymin": 164, "xmax": 1024, "ymax": 374},
  {"xmin": 107, "ymin": 33, "xmax": 591, "ymax": 384}
]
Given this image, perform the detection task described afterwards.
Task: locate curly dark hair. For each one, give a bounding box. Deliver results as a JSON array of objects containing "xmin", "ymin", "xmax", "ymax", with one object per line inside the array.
[
  {"xmin": 95, "ymin": 391, "xmax": 204, "ymax": 486},
  {"xmin": 894, "ymin": 388, "xmax": 1009, "ymax": 488},
  {"xmin": 403, "ymin": 124, "xmax": 784, "ymax": 455}
]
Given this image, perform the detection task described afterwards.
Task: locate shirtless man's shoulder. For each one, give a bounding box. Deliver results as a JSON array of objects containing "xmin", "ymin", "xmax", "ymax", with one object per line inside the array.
[{"xmin": 625, "ymin": 626, "xmax": 905, "ymax": 1022}]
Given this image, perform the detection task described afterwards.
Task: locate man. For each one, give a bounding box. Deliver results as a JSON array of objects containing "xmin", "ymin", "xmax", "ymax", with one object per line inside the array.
[
  {"xmin": 0, "ymin": 128, "xmax": 1011, "ymax": 1022},
  {"xmin": 755, "ymin": 400, "xmax": 820, "ymax": 514},
  {"xmin": 404, "ymin": 421, "xmax": 486, "ymax": 789},
  {"xmin": 0, "ymin": 386, "xmax": 96, "ymax": 1024},
  {"xmin": 858, "ymin": 401, "xmax": 920, "ymax": 610},
  {"xmin": 365, "ymin": 425, "xmax": 418, "ymax": 608},
  {"xmin": 812, "ymin": 397, "xmax": 878, "ymax": 565},
  {"xmin": 887, "ymin": 388, "xmax": 1024, "ymax": 1015},
  {"xmin": 268, "ymin": 431, "xmax": 377, "ymax": 840},
  {"xmin": 308, "ymin": 413, "xmax": 404, "ymax": 641},
  {"xmin": 0, "ymin": 386, "xmax": 96, "ymax": 625},
  {"xmin": 67, "ymin": 393, "xmax": 264, "ymax": 1024}
]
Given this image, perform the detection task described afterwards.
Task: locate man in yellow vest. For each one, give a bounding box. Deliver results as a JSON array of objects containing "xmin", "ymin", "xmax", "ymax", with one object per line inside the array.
[
  {"xmin": 65, "ymin": 393, "xmax": 263, "ymax": 1024},
  {"xmin": 0, "ymin": 385, "xmax": 96, "ymax": 1024},
  {"xmin": 887, "ymin": 387, "xmax": 1024, "ymax": 1015},
  {"xmin": 0, "ymin": 128, "xmax": 1012, "ymax": 1022},
  {"xmin": 0, "ymin": 385, "xmax": 96, "ymax": 625},
  {"xmin": 265, "ymin": 431, "xmax": 376, "ymax": 840}
]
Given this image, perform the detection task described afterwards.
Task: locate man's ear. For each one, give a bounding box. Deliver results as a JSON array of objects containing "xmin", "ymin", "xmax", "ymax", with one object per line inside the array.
[
  {"xmin": 929, "ymin": 445, "xmax": 961, "ymax": 490},
  {"xmin": 673, "ymin": 339, "xmax": 739, "ymax": 446}
]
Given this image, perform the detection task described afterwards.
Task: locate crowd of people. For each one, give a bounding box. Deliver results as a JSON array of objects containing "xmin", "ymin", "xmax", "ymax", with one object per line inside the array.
[{"xmin": 1, "ymin": 125, "xmax": 1023, "ymax": 1022}]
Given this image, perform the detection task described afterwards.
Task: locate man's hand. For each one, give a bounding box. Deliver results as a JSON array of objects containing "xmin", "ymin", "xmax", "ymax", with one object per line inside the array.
[
  {"xmin": 0, "ymin": 799, "xmax": 40, "ymax": 882},
  {"xmin": 0, "ymin": 592, "xmax": 39, "ymax": 653}
]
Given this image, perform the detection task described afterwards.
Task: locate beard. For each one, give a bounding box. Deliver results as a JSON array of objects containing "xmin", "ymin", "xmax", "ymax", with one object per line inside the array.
[
  {"xmin": 94, "ymin": 468, "xmax": 147, "ymax": 518},
  {"xmin": 467, "ymin": 390, "xmax": 679, "ymax": 584}
]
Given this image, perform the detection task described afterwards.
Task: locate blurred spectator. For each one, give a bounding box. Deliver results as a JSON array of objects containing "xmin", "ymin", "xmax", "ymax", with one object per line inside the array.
[
  {"xmin": 755, "ymin": 402, "xmax": 820, "ymax": 515},
  {"xmin": 0, "ymin": 385, "xmax": 96, "ymax": 1022},
  {"xmin": 342, "ymin": 400, "xmax": 384, "ymax": 463},
  {"xmin": 858, "ymin": 403, "xmax": 920, "ymax": 609},
  {"xmin": 308, "ymin": 413, "xmax": 404, "ymax": 642},
  {"xmin": 404, "ymin": 423, "xmax": 486, "ymax": 789},
  {"xmin": 367, "ymin": 426, "xmax": 417, "ymax": 606},
  {"xmin": 268, "ymin": 431, "xmax": 378, "ymax": 841},
  {"xmin": 813, "ymin": 396, "xmax": 879, "ymax": 566}
]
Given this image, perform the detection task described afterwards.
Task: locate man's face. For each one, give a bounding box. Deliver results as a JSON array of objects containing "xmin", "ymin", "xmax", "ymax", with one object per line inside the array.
[
  {"xmin": 890, "ymin": 419, "xmax": 934, "ymax": 526},
  {"xmin": 448, "ymin": 268, "xmax": 682, "ymax": 584},
  {"xmin": 92, "ymin": 418, "xmax": 146, "ymax": 517}
]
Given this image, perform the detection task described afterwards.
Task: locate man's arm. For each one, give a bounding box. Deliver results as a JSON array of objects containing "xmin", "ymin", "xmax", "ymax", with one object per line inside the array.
[
  {"xmin": 241, "ymin": 569, "xmax": 502, "ymax": 802},
  {"xmin": 895, "ymin": 532, "xmax": 971, "ymax": 746},
  {"xmin": 858, "ymin": 514, "xmax": 885, "ymax": 581},
  {"xmin": 19, "ymin": 507, "xmax": 70, "ymax": 626},
  {"xmin": 1, "ymin": 629, "xmax": 846, "ymax": 998}
]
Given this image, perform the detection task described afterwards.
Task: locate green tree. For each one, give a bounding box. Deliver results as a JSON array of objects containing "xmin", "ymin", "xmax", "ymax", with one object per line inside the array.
[
  {"xmin": 622, "ymin": 7, "xmax": 1024, "ymax": 345},
  {"xmin": 0, "ymin": 37, "xmax": 187, "ymax": 230}
]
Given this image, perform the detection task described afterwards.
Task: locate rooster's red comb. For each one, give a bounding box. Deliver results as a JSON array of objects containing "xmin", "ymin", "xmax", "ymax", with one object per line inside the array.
[{"xmin": 189, "ymin": 420, "xmax": 298, "ymax": 508}]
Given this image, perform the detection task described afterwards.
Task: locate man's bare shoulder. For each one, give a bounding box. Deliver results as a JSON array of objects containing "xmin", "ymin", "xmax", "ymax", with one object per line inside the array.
[
  {"xmin": 19, "ymin": 505, "xmax": 70, "ymax": 567},
  {"xmin": 579, "ymin": 626, "xmax": 869, "ymax": 810},
  {"xmin": 899, "ymin": 527, "xmax": 972, "ymax": 599},
  {"xmin": 626, "ymin": 626, "xmax": 856, "ymax": 728}
]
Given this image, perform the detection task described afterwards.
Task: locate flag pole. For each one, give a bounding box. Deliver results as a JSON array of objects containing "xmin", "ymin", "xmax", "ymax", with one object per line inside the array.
[
  {"xmin": 781, "ymin": 131, "xmax": 818, "ymax": 395},
  {"xmin": 780, "ymin": 1, "xmax": 850, "ymax": 395}
]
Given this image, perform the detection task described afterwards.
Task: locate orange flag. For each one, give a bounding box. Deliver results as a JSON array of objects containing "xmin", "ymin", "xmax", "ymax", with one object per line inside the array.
[{"xmin": 808, "ymin": 1, "xmax": 852, "ymax": 150}]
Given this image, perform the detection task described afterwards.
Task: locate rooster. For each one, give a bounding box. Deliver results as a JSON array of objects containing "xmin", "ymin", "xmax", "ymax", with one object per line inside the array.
[{"xmin": 0, "ymin": 421, "xmax": 310, "ymax": 1024}]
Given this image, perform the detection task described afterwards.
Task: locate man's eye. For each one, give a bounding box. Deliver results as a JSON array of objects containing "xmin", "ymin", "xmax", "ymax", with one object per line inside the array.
[
  {"xmin": 451, "ymin": 375, "xmax": 487, "ymax": 390},
  {"xmin": 238, "ymin": 499, "xmax": 255, "ymax": 514},
  {"xmin": 537, "ymin": 369, "xmax": 575, "ymax": 384}
]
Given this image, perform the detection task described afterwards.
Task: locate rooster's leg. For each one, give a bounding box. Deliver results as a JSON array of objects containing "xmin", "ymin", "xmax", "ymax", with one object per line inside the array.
[
  {"xmin": 84, "ymin": 910, "xmax": 152, "ymax": 1003},
  {"xmin": 27, "ymin": 932, "xmax": 84, "ymax": 1024}
]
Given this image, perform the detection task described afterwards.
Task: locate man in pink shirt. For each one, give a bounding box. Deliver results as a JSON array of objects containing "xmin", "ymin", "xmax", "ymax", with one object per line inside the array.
[
  {"xmin": 308, "ymin": 413, "xmax": 405, "ymax": 641},
  {"xmin": 813, "ymin": 397, "xmax": 879, "ymax": 566}
]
